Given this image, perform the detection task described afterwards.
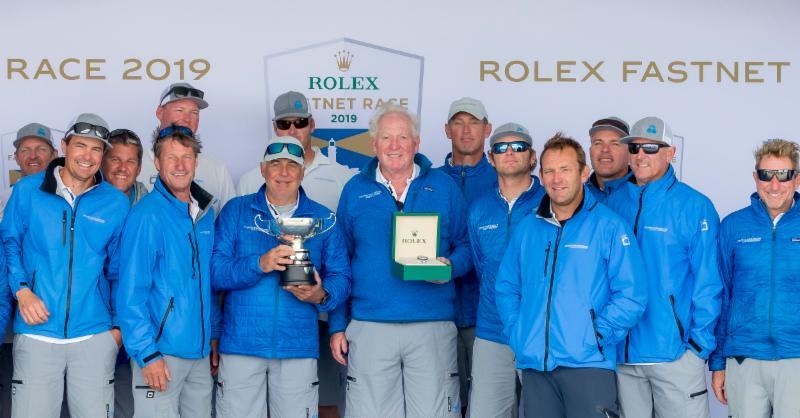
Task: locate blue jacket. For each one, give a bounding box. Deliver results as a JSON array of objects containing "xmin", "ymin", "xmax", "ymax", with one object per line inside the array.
[
  {"xmin": 0, "ymin": 241, "xmax": 13, "ymax": 337},
  {"xmin": 117, "ymin": 178, "xmax": 220, "ymax": 368},
  {"xmin": 212, "ymin": 186, "xmax": 351, "ymax": 359},
  {"xmin": 586, "ymin": 169, "xmax": 633, "ymax": 203},
  {"xmin": 495, "ymin": 189, "xmax": 647, "ymax": 371},
  {"xmin": 467, "ymin": 177, "xmax": 544, "ymax": 344},
  {"xmin": 606, "ymin": 166, "xmax": 722, "ymax": 363},
  {"xmin": 709, "ymin": 193, "xmax": 800, "ymax": 371},
  {"xmin": 438, "ymin": 153, "xmax": 498, "ymax": 328},
  {"xmin": 329, "ymin": 154, "xmax": 472, "ymax": 333},
  {"xmin": 1, "ymin": 159, "xmax": 128, "ymax": 338}
]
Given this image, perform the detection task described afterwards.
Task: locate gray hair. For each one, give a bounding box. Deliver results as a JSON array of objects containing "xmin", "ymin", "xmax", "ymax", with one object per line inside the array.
[{"xmin": 368, "ymin": 103, "xmax": 420, "ymax": 138}]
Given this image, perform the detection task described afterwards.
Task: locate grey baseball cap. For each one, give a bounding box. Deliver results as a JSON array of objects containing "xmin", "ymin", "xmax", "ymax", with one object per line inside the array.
[
  {"xmin": 489, "ymin": 122, "xmax": 533, "ymax": 147},
  {"xmin": 262, "ymin": 136, "xmax": 305, "ymax": 166},
  {"xmin": 159, "ymin": 82, "xmax": 209, "ymax": 109},
  {"xmin": 66, "ymin": 113, "xmax": 112, "ymax": 147},
  {"xmin": 589, "ymin": 116, "xmax": 630, "ymax": 137},
  {"xmin": 620, "ymin": 116, "xmax": 673, "ymax": 146},
  {"xmin": 273, "ymin": 91, "xmax": 311, "ymax": 120},
  {"xmin": 14, "ymin": 122, "xmax": 53, "ymax": 148},
  {"xmin": 447, "ymin": 97, "xmax": 488, "ymax": 121}
]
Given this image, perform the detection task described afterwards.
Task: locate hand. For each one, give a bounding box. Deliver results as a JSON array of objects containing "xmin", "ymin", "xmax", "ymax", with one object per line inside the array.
[
  {"xmin": 426, "ymin": 257, "xmax": 452, "ymax": 284},
  {"xmin": 110, "ymin": 328, "xmax": 123, "ymax": 348},
  {"xmin": 330, "ymin": 332, "xmax": 348, "ymax": 366},
  {"xmin": 283, "ymin": 271, "xmax": 326, "ymax": 304},
  {"xmin": 259, "ymin": 244, "xmax": 294, "ymax": 273},
  {"xmin": 142, "ymin": 358, "xmax": 171, "ymax": 392},
  {"xmin": 711, "ymin": 370, "xmax": 727, "ymax": 405},
  {"xmin": 210, "ymin": 339, "xmax": 219, "ymax": 377},
  {"xmin": 16, "ymin": 288, "xmax": 50, "ymax": 325}
]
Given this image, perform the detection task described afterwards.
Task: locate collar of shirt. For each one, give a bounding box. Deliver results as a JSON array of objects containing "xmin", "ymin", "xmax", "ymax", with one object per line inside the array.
[
  {"xmin": 265, "ymin": 191, "xmax": 299, "ymax": 220},
  {"xmin": 54, "ymin": 166, "xmax": 98, "ymax": 208},
  {"xmin": 305, "ymin": 146, "xmax": 330, "ymax": 174},
  {"xmin": 773, "ymin": 200, "xmax": 795, "ymax": 226},
  {"xmin": 501, "ymin": 179, "xmax": 535, "ymax": 210},
  {"xmin": 376, "ymin": 163, "xmax": 420, "ymax": 203}
]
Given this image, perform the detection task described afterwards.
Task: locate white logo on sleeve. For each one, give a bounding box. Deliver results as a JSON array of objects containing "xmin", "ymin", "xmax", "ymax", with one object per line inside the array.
[
  {"xmin": 621, "ymin": 234, "xmax": 631, "ymax": 246},
  {"xmin": 700, "ymin": 219, "xmax": 709, "ymax": 232}
]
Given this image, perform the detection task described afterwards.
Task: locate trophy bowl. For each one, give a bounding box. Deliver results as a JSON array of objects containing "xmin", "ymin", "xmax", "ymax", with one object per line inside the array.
[{"xmin": 276, "ymin": 217, "xmax": 322, "ymax": 286}]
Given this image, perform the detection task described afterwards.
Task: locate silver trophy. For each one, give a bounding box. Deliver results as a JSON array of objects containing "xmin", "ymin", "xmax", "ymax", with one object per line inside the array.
[{"xmin": 251, "ymin": 214, "xmax": 336, "ymax": 286}]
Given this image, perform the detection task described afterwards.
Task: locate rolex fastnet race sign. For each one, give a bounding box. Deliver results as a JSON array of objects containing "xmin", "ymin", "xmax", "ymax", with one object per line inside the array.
[{"xmin": 264, "ymin": 38, "xmax": 424, "ymax": 169}]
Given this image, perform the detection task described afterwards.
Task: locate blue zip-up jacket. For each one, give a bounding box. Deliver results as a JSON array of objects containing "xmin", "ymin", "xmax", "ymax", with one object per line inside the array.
[
  {"xmin": 1, "ymin": 158, "xmax": 128, "ymax": 338},
  {"xmin": 0, "ymin": 241, "xmax": 13, "ymax": 337},
  {"xmin": 329, "ymin": 154, "xmax": 472, "ymax": 333},
  {"xmin": 117, "ymin": 177, "xmax": 220, "ymax": 368},
  {"xmin": 495, "ymin": 189, "xmax": 647, "ymax": 371},
  {"xmin": 438, "ymin": 153, "xmax": 497, "ymax": 328},
  {"xmin": 212, "ymin": 185, "xmax": 351, "ymax": 359},
  {"xmin": 467, "ymin": 177, "xmax": 544, "ymax": 344},
  {"xmin": 586, "ymin": 169, "xmax": 633, "ymax": 203},
  {"xmin": 606, "ymin": 166, "xmax": 722, "ymax": 363},
  {"xmin": 709, "ymin": 193, "xmax": 800, "ymax": 371}
]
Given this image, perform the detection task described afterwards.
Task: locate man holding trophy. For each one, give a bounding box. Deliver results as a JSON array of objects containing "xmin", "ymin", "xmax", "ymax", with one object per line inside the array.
[
  {"xmin": 211, "ymin": 136, "xmax": 351, "ymax": 418},
  {"xmin": 329, "ymin": 104, "xmax": 472, "ymax": 418}
]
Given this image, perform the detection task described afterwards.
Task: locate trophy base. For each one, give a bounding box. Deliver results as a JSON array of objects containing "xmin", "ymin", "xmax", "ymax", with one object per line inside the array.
[{"xmin": 280, "ymin": 264, "xmax": 317, "ymax": 286}]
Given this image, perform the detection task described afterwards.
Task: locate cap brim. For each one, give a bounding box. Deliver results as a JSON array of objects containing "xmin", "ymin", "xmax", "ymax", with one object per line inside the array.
[
  {"xmin": 13, "ymin": 136, "xmax": 52, "ymax": 149},
  {"xmin": 69, "ymin": 133, "xmax": 112, "ymax": 147},
  {"xmin": 589, "ymin": 125, "xmax": 628, "ymax": 137},
  {"xmin": 490, "ymin": 131, "xmax": 533, "ymax": 146},
  {"xmin": 448, "ymin": 109, "xmax": 487, "ymax": 121},
  {"xmin": 273, "ymin": 112, "xmax": 312, "ymax": 121},
  {"xmin": 162, "ymin": 96, "xmax": 209, "ymax": 110},
  {"xmin": 619, "ymin": 135, "xmax": 670, "ymax": 145}
]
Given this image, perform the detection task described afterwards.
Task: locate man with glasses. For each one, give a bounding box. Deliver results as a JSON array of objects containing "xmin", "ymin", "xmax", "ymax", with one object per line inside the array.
[
  {"xmin": 212, "ymin": 136, "xmax": 350, "ymax": 418},
  {"xmin": 0, "ymin": 122, "xmax": 58, "ymax": 418},
  {"xmin": 710, "ymin": 138, "xmax": 800, "ymax": 417},
  {"xmin": 606, "ymin": 116, "xmax": 722, "ymax": 418},
  {"xmin": 329, "ymin": 104, "xmax": 471, "ymax": 417},
  {"xmin": 137, "ymin": 82, "xmax": 236, "ymax": 216},
  {"xmin": 495, "ymin": 133, "xmax": 646, "ymax": 418},
  {"xmin": 237, "ymin": 91, "xmax": 356, "ymax": 418},
  {"xmin": 465, "ymin": 122, "xmax": 544, "ymax": 417},
  {"xmin": 117, "ymin": 125, "xmax": 220, "ymax": 417},
  {"xmin": 2, "ymin": 113, "xmax": 130, "ymax": 417},
  {"xmin": 586, "ymin": 117, "xmax": 632, "ymax": 203},
  {"xmin": 437, "ymin": 98, "xmax": 495, "ymax": 415}
]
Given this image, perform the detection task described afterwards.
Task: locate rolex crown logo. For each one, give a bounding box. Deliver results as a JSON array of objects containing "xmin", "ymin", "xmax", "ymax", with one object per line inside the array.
[{"xmin": 334, "ymin": 50, "xmax": 354, "ymax": 72}]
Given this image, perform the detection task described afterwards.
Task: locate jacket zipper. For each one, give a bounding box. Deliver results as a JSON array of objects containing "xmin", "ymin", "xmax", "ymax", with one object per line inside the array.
[
  {"xmin": 769, "ymin": 224, "xmax": 776, "ymax": 358},
  {"xmin": 460, "ymin": 168, "xmax": 466, "ymax": 190},
  {"xmin": 625, "ymin": 188, "xmax": 645, "ymax": 362},
  {"xmin": 543, "ymin": 226, "xmax": 564, "ymax": 372},
  {"xmin": 62, "ymin": 210, "xmax": 67, "ymax": 245},
  {"xmin": 543, "ymin": 241, "xmax": 551, "ymax": 276},
  {"xmin": 64, "ymin": 199, "xmax": 80, "ymax": 338},
  {"xmin": 190, "ymin": 225, "xmax": 206, "ymax": 358},
  {"xmin": 30, "ymin": 271, "xmax": 37, "ymax": 293},
  {"xmin": 669, "ymin": 295, "xmax": 685, "ymax": 341},
  {"xmin": 590, "ymin": 309, "xmax": 604, "ymax": 356},
  {"xmin": 155, "ymin": 297, "xmax": 175, "ymax": 342}
]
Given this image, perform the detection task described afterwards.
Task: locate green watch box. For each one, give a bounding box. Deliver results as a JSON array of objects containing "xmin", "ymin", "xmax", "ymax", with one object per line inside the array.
[{"xmin": 391, "ymin": 212, "xmax": 452, "ymax": 281}]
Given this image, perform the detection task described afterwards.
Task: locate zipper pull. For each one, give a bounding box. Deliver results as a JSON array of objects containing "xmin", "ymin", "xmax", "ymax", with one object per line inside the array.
[{"xmin": 62, "ymin": 210, "xmax": 67, "ymax": 245}]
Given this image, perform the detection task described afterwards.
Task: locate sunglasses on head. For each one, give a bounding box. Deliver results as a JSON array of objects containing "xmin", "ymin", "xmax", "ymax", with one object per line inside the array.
[
  {"xmin": 162, "ymin": 86, "xmax": 204, "ymax": 103},
  {"xmin": 491, "ymin": 141, "xmax": 531, "ymax": 154},
  {"xmin": 156, "ymin": 125, "xmax": 195, "ymax": 140},
  {"xmin": 275, "ymin": 118, "xmax": 310, "ymax": 130},
  {"xmin": 68, "ymin": 122, "xmax": 109, "ymax": 140},
  {"xmin": 109, "ymin": 128, "xmax": 140, "ymax": 141},
  {"xmin": 265, "ymin": 142, "xmax": 304, "ymax": 159},
  {"xmin": 628, "ymin": 143, "xmax": 670, "ymax": 154},
  {"xmin": 756, "ymin": 169, "xmax": 797, "ymax": 182}
]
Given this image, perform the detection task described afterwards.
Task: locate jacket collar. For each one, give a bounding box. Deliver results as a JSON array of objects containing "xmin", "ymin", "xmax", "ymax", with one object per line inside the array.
[
  {"xmin": 441, "ymin": 153, "xmax": 493, "ymax": 177},
  {"xmin": 629, "ymin": 165, "xmax": 678, "ymax": 200},
  {"xmin": 495, "ymin": 175, "xmax": 542, "ymax": 207},
  {"xmin": 39, "ymin": 157, "xmax": 103, "ymax": 195},
  {"xmin": 536, "ymin": 184, "xmax": 597, "ymax": 227},
  {"xmin": 588, "ymin": 168, "xmax": 633, "ymax": 196},
  {"xmin": 153, "ymin": 176, "xmax": 213, "ymax": 215},
  {"xmin": 250, "ymin": 184, "xmax": 316, "ymax": 219},
  {"xmin": 362, "ymin": 153, "xmax": 434, "ymax": 183},
  {"xmin": 750, "ymin": 191, "xmax": 800, "ymax": 224}
]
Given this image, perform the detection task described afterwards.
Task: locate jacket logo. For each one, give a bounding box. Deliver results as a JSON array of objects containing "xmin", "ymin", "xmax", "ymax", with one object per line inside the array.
[
  {"xmin": 423, "ymin": 186, "xmax": 435, "ymax": 192},
  {"xmin": 621, "ymin": 234, "xmax": 631, "ymax": 246},
  {"xmin": 82, "ymin": 214, "xmax": 106, "ymax": 224},
  {"xmin": 643, "ymin": 226, "xmax": 668, "ymax": 233},
  {"xmin": 564, "ymin": 244, "xmax": 588, "ymax": 249},
  {"xmin": 478, "ymin": 224, "xmax": 499, "ymax": 231},
  {"xmin": 791, "ymin": 237, "xmax": 800, "ymax": 242},
  {"xmin": 199, "ymin": 230, "xmax": 211, "ymax": 235},
  {"xmin": 700, "ymin": 219, "xmax": 709, "ymax": 232},
  {"xmin": 737, "ymin": 237, "xmax": 761, "ymax": 243},
  {"xmin": 359, "ymin": 190, "xmax": 382, "ymax": 199}
]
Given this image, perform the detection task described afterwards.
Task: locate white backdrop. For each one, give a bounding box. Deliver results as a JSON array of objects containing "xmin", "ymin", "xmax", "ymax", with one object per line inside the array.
[{"xmin": 2, "ymin": 1, "xmax": 798, "ymax": 415}]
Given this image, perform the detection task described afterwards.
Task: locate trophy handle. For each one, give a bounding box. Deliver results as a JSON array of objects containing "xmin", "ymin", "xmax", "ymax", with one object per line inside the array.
[
  {"xmin": 306, "ymin": 213, "xmax": 337, "ymax": 239},
  {"xmin": 251, "ymin": 214, "xmax": 282, "ymax": 238}
]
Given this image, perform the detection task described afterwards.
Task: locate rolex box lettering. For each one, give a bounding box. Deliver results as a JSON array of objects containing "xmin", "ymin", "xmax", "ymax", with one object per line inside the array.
[{"xmin": 391, "ymin": 213, "xmax": 452, "ymax": 281}]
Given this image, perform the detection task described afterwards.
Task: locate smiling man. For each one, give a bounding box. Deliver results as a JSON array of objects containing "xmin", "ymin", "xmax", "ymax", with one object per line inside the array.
[
  {"xmin": 586, "ymin": 117, "xmax": 632, "ymax": 202},
  {"xmin": 1, "ymin": 113, "xmax": 129, "ymax": 417},
  {"xmin": 0, "ymin": 123, "xmax": 58, "ymax": 220},
  {"xmin": 103, "ymin": 129, "xmax": 148, "ymax": 205},
  {"xmin": 710, "ymin": 139, "xmax": 800, "ymax": 417}
]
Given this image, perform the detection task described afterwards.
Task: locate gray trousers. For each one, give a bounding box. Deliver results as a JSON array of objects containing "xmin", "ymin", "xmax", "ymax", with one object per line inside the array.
[
  {"xmin": 216, "ymin": 354, "xmax": 318, "ymax": 418},
  {"xmin": 521, "ymin": 366, "xmax": 619, "ymax": 418},
  {"xmin": 617, "ymin": 349, "xmax": 710, "ymax": 418},
  {"xmin": 725, "ymin": 357, "xmax": 800, "ymax": 418},
  {"xmin": 467, "ymin": 338, "xmax": 518, "ymax": 418},
  {"xmin": 11, "ymin": 332, "xmax": 118, "ymax": 418},
  {"xmin": 131, "ymin": 355, "xmax": 212, "ymax": 418},
  {"xmin": 456, "ymin": 326, "xmax": 475, "ymax": 413},
  {"xmin": 344, "ymin": 320, "xmax": 460, "ymax": 418}
]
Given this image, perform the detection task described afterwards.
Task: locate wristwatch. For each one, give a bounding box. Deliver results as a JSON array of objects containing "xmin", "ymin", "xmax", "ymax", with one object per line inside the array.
[{"xmin": 319, "ymin": 290, "xmax": 330, "ymax": 305}]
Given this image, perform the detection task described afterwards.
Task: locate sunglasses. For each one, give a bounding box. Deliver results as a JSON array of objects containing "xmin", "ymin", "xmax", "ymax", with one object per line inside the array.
[
  {"xmin": 109, "ymin": 128, "xmax": 141, "ymax": 141},
  {"xmin": 628, "ymin": 143, "xmax": 670, "ymax": 154},
  {"xmin": 265, "ymin": 142, "xmax": 304, "ymax": 159},
  {"xmin": 162, "ymin": 86, "xmax": 204, "ymax": 103},
  {"xmin": 156, "ymin": 125, "xmax": 195, "ymax": 140},
  {"xmin": 275, "ymin": 118, "xmax": 310, "ymax": 130},
  {"xmin": 756, "ymin": 169, "xmax": 797, "ymax": 182},
  {"xmin": 491, "ymin": 141, "xmax": 531, "ymax": 154},
  {"xmin": 68, "ymin": 122, "xmax": 110, "ymax": 140}
]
